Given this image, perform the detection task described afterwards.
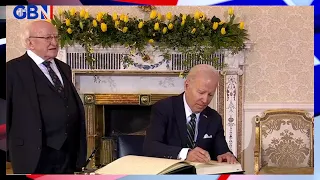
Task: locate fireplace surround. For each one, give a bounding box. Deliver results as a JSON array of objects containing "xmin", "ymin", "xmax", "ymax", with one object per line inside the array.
[{"xmin": 56, "ymin": 43, "xmax": 251, "ymax": 169}]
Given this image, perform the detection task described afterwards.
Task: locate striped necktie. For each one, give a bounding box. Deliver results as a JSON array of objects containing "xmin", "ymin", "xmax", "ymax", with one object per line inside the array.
[
  {"xmin": 186, "ymin": 113, "xmax": 196, "ymax": 148},
  {"xmin": 42, "ymin": 61, "xmax": 64, "ymax": 96}
]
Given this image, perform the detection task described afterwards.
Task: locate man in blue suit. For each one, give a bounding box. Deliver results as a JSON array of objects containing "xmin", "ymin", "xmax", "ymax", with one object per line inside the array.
[{"xmin": 143, "ymin": 64, "xmax": 237, "ymax": 163}]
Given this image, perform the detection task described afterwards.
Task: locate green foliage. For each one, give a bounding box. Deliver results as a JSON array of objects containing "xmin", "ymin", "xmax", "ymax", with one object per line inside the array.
[{"xmin": 51, "ymin": 8, "xmax": 249, "ymax": 70}]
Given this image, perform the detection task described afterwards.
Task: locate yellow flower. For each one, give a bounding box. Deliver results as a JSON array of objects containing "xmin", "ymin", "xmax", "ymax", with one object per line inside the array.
[
  {"xmin": 138, "ymin": 21, "xmax": 144, "ymax": 29},
  {"xmin": 219, "ymin": 21, "xmax": 225, "ymax": 25},
  {"xmin": 150, "ymin": 10, "xmax": 157, "ymax": 19},
  {"xmin": 65, "ymin": 18, "xmax": 71, "ymax": 26},
  {"xmin": 45, "ymin": 19, "xmax": 51, "ymax": 23},
  {"xmin": 182, "ymin": 14, "xmax": 187, "ymax": 20},
  {"xmin": 92, "ymin": 20, "xmax": 97, "ymax": 27},
  {"xmin": 166, "ymin": 12, "xmax": 172, "ymax": 20},
  {"xmin": 123, "ymin": 15, "xmax": 129, "ymax": 23},
  {"xmin": 96, "ymin": 12, "xmax": 103, "ymax": 22},
  {"xmin": 120, "ymin": 14, "xmax": 125, "ymax": 21},
  {"xmin": 181, "ymin": 20, "xmax": 185, "ymax": 26},
  {"xmin": 58, "ymin": 8, "xmax": 63, "ymax": 16},
  {"xmin": 101, "ymin": 23, "xmax": 107, "ymax": 32},
  {"xmin": 67, "ymin": 28, "xmax": 72, "ymax": 34},
  {"xmin": 228, "ymin": 7, "xmax": 234, "ymax": 16},
  {"xmin": 157, "ymin": 13, "xmax": 162, "ymax": 21},
  {"xmin": 112, "ymin": 12, "xmax": 117, "ymax": 21},
  {"xmin": 123, "ymin": 27, "xmax": 128, "ymax": 33},
  {"xmin": 168, "ymin": 23, "xmax": 173, "ymax": 30},
  {"xmin": 69, "ymin": 8, "xmax": 76, "ymax": 16},
  {"xmin": 194, "ymin": 11, "xmax": 200, "ymax": 20},
  {"xmin": 80, "ymin": 9, "xmax": 86, "ymax": 18},
  {"xmin": 191, "ymin": 28, "xmax": 196, "ymax": 34},
  {"xmin": 154, "ymin": 22, "xmax": 160, "ymax": 31},
  {"xmin": 148, "ymin": 39, "xmax": 154, "ymax": 44},
  {"xmin": 115, "ymin": 20, "xmax": 120, "ymax": 27},
  {"xmin": 84, "ymin": 12, "xmax": 89, "ymax": 19},
  {"xmin": 162, "ymin": 27, "xmax": 167, "ymax": 34},
  {"xmin": 199, "ymin": 12, "xmax": 205, "ymax": 20},
  {"xmin": 212, "ymin": 22, "xmax": 218, "ymax": 30},
  {"xmin": 239, "ymin": 22, "xmax": 244, "ymax": 29},
  {"xmin": 221, "ymin": 27, "xmax": 226, "ymax": 35}
]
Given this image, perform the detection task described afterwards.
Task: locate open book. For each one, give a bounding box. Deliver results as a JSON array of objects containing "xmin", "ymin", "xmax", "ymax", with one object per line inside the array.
[{"xmin": 95, "ymin": 155, "xmax": 243, "ymax": 175}]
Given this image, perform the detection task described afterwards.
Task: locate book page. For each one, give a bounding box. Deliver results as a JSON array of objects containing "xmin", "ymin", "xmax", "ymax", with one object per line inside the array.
[
  {"xmin": 187, "ymin": 161, "xmax": 243, "ymax": 175},
  {"xmin": 95, "ymin": 155, "xmax": 187, "ymax": 175}
]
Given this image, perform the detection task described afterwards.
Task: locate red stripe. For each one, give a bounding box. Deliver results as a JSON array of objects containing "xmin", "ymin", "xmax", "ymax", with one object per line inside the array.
[
  {"xmin": 218, "ymin": 174, "xmax": 230, "ymax": 180},
  {"xmin": 0, "ymin": 124, "xmax": 5, "ymax": 139},
  {"xmin": 115, "ymin": 0, "xmax": 178, "ymax": 5},
  {"xmin": 50, "ymin": 5, "xmax": 53, "ymax": 19},
  {"xmin": 26, "ymin": 175, "xmax": 45, "ymax": 179}
]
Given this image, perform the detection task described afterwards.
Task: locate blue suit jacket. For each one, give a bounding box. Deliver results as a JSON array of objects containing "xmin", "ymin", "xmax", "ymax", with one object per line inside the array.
[{"xmin": 143, "ymin": 93, "xmax": 231, "ymax": 160}]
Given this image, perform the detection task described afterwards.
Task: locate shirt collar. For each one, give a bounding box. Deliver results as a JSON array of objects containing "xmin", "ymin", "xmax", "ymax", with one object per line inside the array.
[
  {"xmin": 183, "ymin": 93, "xmax": 200, "ymax": 120},
  {"xmin": 27, "ymin": 50, "xmax": 53, "ymax": 66}
]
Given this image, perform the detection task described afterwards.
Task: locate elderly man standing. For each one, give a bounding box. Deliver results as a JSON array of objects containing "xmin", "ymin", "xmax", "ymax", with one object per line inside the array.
[
  {"xmin": 7, "ymin": 20, "xmax": 87, "ymax": 174},
  {"xmin": 143, "ymin": 64, "xmax": 237, "ymax": 164}
]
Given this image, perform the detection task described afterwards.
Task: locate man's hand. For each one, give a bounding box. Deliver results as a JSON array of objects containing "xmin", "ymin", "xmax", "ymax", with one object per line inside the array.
[
  {"xmin": 217, "ymin": 152, "xmax": 237, "ymax": 164},
  {"xmin": 186, "ymin": 147, "xmax": 211, "ymax": 163}
]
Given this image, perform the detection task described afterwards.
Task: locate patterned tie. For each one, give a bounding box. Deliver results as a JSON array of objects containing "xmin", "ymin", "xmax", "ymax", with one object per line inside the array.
[
  {"xmin": 42, "ymin": 61, "xmax": 64, "ymax": 96},
  {"xmin": 186, "ymin": 113, "xmax": 196, "ymax": 148}
]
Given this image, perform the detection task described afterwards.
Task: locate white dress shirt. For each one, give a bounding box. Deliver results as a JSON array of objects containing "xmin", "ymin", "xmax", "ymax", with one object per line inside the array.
[
  {"xmin": 27, "ymin": 50, "xmax": 64, "ymax": 86},
  {"xmin": 177, "ymin": 93, "xmax": 200, "ymax": 160}
]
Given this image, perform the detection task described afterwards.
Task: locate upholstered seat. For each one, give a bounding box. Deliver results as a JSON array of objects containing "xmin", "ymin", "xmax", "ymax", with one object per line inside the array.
[
  {"xmin": 254, "ymin": 109, "xmax": 314, "ymax": 174},
  {"xmin": 116, "ymin": 135, "xmax": 145, "ymax": 159},
  {"xmin": 258, "ymin": 166, "xmax": 313, "ymax": 174}
]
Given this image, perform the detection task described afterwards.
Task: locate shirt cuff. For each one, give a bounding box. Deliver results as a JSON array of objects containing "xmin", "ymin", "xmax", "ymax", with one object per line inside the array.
[{"xmin": 177, "ymin": 148, "xmax": 190, "ymax": 160}]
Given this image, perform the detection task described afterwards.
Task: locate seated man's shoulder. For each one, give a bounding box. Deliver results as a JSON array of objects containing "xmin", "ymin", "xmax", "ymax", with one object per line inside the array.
[
  {"xmin": 153, "ymin": 95, "xmax": 176, "ymax": 108},
  {"xmin": 204, "ymin": 106, "xmax": 222, "ymax": 118}
]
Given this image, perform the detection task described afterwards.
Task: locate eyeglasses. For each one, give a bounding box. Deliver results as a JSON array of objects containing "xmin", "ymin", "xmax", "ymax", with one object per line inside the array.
[{"xmin": 29, "ymin": 35, "xmax": 60, "ymax": 42}]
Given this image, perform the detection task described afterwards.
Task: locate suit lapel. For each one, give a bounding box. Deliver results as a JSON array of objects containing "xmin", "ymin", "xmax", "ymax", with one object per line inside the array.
[
  {"xmin": 17, "ymin": 54, "xmax": 42, "ymax": 123},
  {"xmin": 54, "ymin": 59, "xmax": 70, "ymax": 83},
  {"xmin": 173, "ymin": 94, "xmax": 187, "ymax": 147},
  {"xmin": 196, "ymin": 108, "xmax": 210, "ymax": 144},
  {"xmin": 55, "ymin": 60, "xmax": 85, "ymax": 115}
]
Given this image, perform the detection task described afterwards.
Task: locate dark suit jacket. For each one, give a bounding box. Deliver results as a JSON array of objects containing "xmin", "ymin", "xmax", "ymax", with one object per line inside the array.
[
  {"xmin": 6, "ymin": 53, "xmax": 87, "ymax": 173},
  {"xmin": 143, "ymin": 93, "xmax": 231, "ymax": 160}
]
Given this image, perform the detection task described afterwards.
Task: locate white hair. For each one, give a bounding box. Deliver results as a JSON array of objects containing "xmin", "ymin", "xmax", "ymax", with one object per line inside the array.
[
  {"xmin": 186, "ymin": 64, "xmax": 219, "ymax": 83},
  {"xmin": 20, "ymin": 22, "xmax": 32, "ymax": 49}
]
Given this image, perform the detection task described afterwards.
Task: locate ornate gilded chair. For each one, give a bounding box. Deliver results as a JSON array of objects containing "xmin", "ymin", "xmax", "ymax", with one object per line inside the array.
[{"xmin": 254, "ymin": 109, "xmax": 314, "ymax": 174}]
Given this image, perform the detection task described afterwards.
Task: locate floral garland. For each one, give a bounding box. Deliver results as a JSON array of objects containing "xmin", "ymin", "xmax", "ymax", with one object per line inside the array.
[{"xmin": 50, "ymin": 7, "xmax": 249, "ymax": 75}]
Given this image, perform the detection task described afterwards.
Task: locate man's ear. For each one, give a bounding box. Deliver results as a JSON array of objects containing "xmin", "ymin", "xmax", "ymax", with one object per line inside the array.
[
  {"xmin": 184, "ymin": 79, "xmax": 189, "ymax": 89},
  {"xmin": 26, "ymin": 38, "xmax": 33, "ymax": 50}
]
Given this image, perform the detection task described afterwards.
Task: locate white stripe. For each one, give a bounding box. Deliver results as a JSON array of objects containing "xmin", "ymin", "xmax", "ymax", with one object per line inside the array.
[
  {"xmin": 315, "ymin": 56, "xmax": 320, "ymax": 66},
  {"xmin": 282, "ymin": 0, "xmax": 314, "ymax": 6},
  {"xmin": 177, "ymin": 0, "xmax": 232, "ymax": 6},
  {"xmin": 0, "ymin": 38, "xmax": 5, "ymax": 45}
]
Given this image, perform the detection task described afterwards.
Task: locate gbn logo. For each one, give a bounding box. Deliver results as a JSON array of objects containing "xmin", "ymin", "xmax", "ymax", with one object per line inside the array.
[{"xmin": 13, "ymin": 5, "xmax": 53, "ymax": 20}]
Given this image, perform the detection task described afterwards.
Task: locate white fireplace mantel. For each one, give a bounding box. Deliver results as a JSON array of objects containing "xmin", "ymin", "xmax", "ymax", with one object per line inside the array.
[{"xmin": 57, "ymin": 43, "xmax": 252, "ymax": 166}]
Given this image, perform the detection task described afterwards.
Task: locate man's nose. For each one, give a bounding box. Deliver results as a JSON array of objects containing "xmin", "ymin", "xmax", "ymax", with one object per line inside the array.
[{"xmin": 201, "ymin": 95, "xmax": 208, "ymax": 104}]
